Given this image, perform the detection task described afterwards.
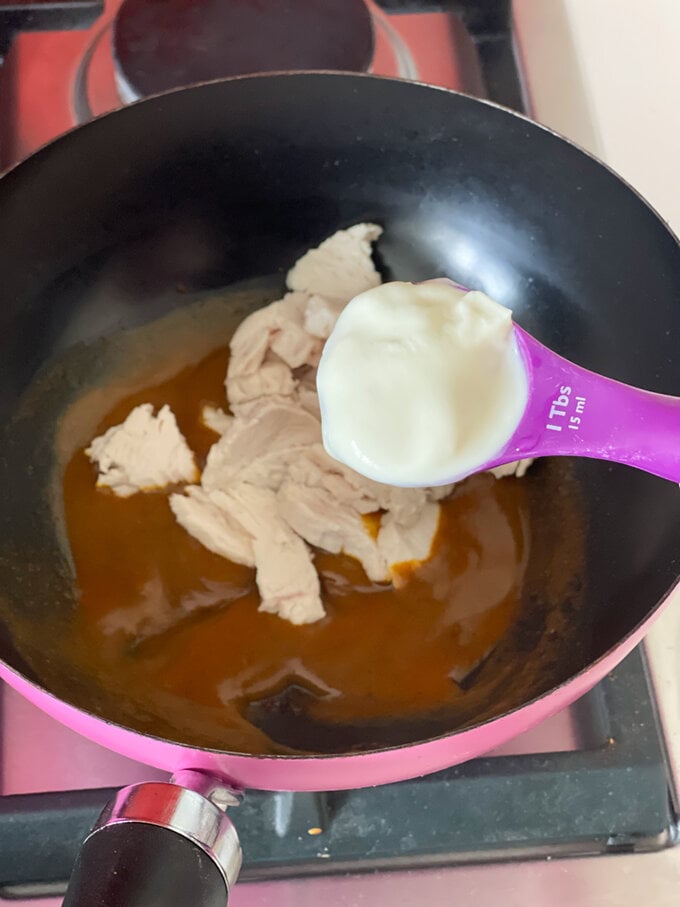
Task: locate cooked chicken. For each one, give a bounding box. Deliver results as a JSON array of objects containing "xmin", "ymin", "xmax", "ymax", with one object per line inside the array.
[
  {"xmin": 230, "ymin": 393, "xmax": 297, "ymax": 420},
  {"xmin": 303, "ymin": 294, "xmax": 346, "ymax": 339},
  {"xmin": 86, "ymin": 403, "xmax": 198, "ymax": 498},
  {"xmin": 286, "ymin": 444, "xmax": 380, "ymax": 514},
  {"xmin": 296, "ymin": 366, "xmax": 322, "ymax": 418},
  {"xmin": 171, "ymin": 483, "xmax": 324, "ymax": 624},
  {"xmin": 297, "ymin": 384, "xmax": 322, "ymax": 419},
  {"xmin": 427, "ymin": 483, "xmax": 457, "ymax": 501},
  {"xmin": 216, "ymin": 484, "xmax": 324, "ymax": 625},
  {"xmin": 226, "ymin": 291, "xmax": 320, "ymax": 392},
  {"xmin": 285, "ymin": 442, "xmax": 441, "ymax": 527},
  {"xmin": 226, "ymin": 306, "xmax": 276, "ymax": 380},
  {"xmin": 358, "ymin": 481, "xmax": 429, "ymax": 527},
  {"xmin": 90, "ymin": 224, "xmax": 533, "ymax": 628},
  {"xmin": 287, "ymin": 223, "xmax": 383, "ymax": 302},
  {"xmin": 227, "ymin": 361, "xmax": 296, "ymax": 406},
  {"xmin": 378, "ymin": 504, "xmax": 441, "ymax": 588},
  {"xmin": 201, "ymin": 405, "xmax": 233, "ymax": 436},
  {"xmin": 269, "ymin": 293, "xmax": 323, "ymax": 369},
  {"xmin": 278, "ymin": 480, "xmax": 389, "ymax": 583},
  {"xmin": 202, "ymin": 400, "xmax": 321, "ymax": 493},
  {"xmin": 169, "ymin": 486, "xmax": 255, "ymax": 566},
  {"xmin": 489, "ymin": 459, "xmax": 534, "ymax": 479}
]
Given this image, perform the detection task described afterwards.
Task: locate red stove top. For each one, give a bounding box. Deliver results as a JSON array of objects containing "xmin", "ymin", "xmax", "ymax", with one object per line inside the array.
[{"xmin": 0, "ymin": 0, "xmax": 484, "ymax": 169}]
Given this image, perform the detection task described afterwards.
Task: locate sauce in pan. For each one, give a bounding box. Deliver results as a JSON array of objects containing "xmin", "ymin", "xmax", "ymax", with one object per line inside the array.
[{"xmin": 61, "ymin": 345, "xmax": 538, "ymax": 755}]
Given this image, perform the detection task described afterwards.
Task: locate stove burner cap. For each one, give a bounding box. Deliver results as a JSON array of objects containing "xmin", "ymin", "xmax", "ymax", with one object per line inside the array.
[{"xmin": 113, "ymin": 0, "xmax": 376, "ymax": 102}]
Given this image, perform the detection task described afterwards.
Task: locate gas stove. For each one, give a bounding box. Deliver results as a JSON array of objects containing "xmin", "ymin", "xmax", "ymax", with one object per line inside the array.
[
  {"xmin": 0, "ymin": 2, "xmax": 679, "ymax": 905},
  {"xmin": 0, "ymin": 0, "xmax": 520, "ymax": 168}
]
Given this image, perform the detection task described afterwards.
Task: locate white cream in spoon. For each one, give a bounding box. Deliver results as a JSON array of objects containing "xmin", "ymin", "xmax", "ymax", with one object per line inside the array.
[{"xmin": 316, "ymin": 280, "xmax": 528, "ymax": 486}]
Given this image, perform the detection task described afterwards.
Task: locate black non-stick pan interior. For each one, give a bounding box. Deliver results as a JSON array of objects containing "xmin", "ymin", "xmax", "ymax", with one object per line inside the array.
[{"xmin": 0, "ymin": 73, "xmax": 678, "ymax": 752}]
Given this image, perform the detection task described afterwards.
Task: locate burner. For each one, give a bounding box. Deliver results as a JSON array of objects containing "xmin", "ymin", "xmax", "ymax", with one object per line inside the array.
[{"xmin": 112, "ymin": 0, "xmax": 376, "ymax": 102}]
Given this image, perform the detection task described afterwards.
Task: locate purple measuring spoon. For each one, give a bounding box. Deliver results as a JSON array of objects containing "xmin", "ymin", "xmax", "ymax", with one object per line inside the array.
[
  {"xmin": 319, "ymin": 277, "xmax": 680, "ymax": 487},
  {"xmin": 486, "ymin": 323, "xmax": 680, "ymax": 484},
  {"xmin": 430, "ymin": 279, "xmax": 680, "ymax": 484}
]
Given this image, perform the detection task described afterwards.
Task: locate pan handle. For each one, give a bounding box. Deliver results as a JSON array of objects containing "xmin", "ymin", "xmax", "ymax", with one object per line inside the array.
[{"xmin": 62, "ymin": 770, "xmax": 242, "ymax": 907}]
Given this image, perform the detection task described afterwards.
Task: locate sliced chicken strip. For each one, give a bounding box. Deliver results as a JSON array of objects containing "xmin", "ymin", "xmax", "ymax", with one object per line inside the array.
[
  {"xmin": 227, "ymin": 304, "xmax": 279, "ymax": 379},
  {"xmin": 289, "ymin": 443, "xmax": 428, "ymax": 522},
  {"xmin": 321, "ymin": 457, "xmax": 428, "ymax": 524},
  {"xmin": 202, "ymin": 400, "xmax": 321, "ymax": 493},
  {"xmin": 291, "ymin": 442, "xmax": 439, "ymax": 525},
  {"xmin": 201, "ymin": 405, "xmax": 233, "ymax": 437},
  {"xmin": 426, "ymin": 483, "xmax": 456, "ymax": 501},
  {"xmin": 236, "ymin": 448, "xmax": 312, "ymax": 492},
  {"xmin": 304, "ymin": 294, "xmax": 346, "ymax": 339},
  {"xmin": 271, "ymin": 326, "xmax": 322, "ymax": 370},
  {"xmin": 229, "ymin": 393, "xmax": 297, "ymax": 420},
  {"xmin": 287, "ymin": 223, "xmax": 383, "ymax": 302},
  {"xmin": 227, "ymin": 291, "xmax": 320, "ymax": 384},
  {"xmin": 298, "ymin": 385, "xmax": 321, "ymax": 419},
  {"xmin": 294, "ymin": 366, "xmax": 322, "ymax": 417},
  {"xmin": 269, "ymin": 292, "xmax": 323, "ymax": 369},
  {"xmin": 169, "ymin": 486, "xmax": 255, "ymax": 566},
  {"xmin": 286, "ymin": 444, "xmax": 380, "ymax": 514},
  {"xmin": 378, "ymin": 503, "xmax": 441, "ymax": 589},
  {"xmin": 86, "ymin": 403, "xmax": 198, "ymax": 498},
  {"xmin": 172, "ymin": 483, "xmax": 324, "ymax": 625},
  {"xmin": 217, "ymin": 484, "xmax": 324, "ymax": 625},
  {"xmin": 363, "ymin": 483, "xmax": 428, "ymax": 526},
  {"xmin": 278, "ymin": 480, "xmax": 389, "ymax": 583},
  {"xmin": 253, "ymin": 532, "xmax": 324, "ymax": 626},
  {"xmin": 227, "ymin": 361, "xmax": 296, "ymax": 406},
  {"xmin": 488, "ymin": 459, "xmax": 534, "ymax": 479}
]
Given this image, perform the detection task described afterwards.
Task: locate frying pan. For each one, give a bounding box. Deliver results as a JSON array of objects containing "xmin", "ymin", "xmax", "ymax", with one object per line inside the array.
[{"xmin": 0, "ymin": 72, "xmax": 678, "ymax": 905}]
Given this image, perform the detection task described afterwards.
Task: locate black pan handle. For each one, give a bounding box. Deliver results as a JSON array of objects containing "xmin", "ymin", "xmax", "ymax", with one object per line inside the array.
[
  {"xmin": 63, "ymin": 772, "xmax": 242, "ymax": 907},
  {"xmin": 64, "ymin": 823, "xmax": 228, "ymax": 907}
]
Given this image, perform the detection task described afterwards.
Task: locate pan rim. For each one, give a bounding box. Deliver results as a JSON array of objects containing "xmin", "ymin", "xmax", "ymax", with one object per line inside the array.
[{"xmin": 1, "ymin": 70, "xmax": 679, "ymax": 764}]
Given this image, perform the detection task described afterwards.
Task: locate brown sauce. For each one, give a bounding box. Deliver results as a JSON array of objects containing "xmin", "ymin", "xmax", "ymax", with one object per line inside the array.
[{"xmin": 61, "ymin": 345, "xmax": 537, "ymax": 754}]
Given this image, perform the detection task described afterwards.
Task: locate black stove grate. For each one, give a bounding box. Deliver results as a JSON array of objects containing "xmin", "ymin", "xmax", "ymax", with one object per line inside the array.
[
  {"xmin": 0, "ymin": 648, "xmax": 674, "ymax": 897},
  {"xmin": 0, "ymin": 0, "xmax": 102, "ymax": 59},
  {"xmin": 375, "ymin": 0, "xmax": 524, "ymax": 111}
]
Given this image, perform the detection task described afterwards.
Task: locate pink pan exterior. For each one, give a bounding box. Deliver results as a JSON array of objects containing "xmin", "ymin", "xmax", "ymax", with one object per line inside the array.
[{"xmin": 0, "ymin": 597, "xmax": 669, "ymax": 792}]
